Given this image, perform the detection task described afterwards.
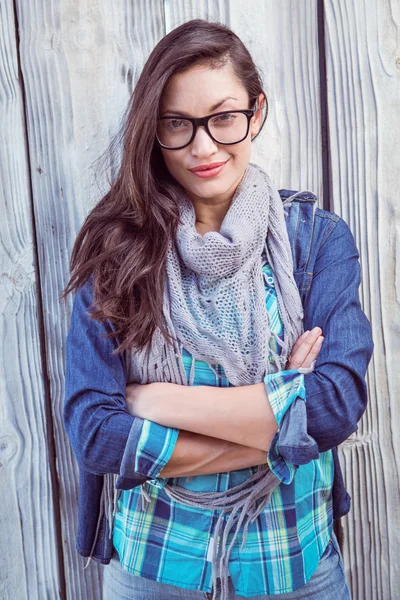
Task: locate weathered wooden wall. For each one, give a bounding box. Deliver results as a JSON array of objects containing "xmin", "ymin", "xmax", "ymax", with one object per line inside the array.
[
  {"xmin": 0, "ymin": 1, "xmax": 398, "ymax": 599},
  {"xmin": 0, "ymin": 1, "xmax": 62, "ymax": 598},
  {"xmin": 324, "ymin": 2, "xmax": 400, "ymax": 598}
]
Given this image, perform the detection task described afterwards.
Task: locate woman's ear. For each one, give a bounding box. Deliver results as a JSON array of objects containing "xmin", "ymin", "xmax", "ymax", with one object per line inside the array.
[{"xmin": 250, "ymin": 92, "xmax": 265, "ymax": 137}]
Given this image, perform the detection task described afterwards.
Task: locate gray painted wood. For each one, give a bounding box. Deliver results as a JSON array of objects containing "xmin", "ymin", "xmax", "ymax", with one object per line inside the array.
[
  {"xmin": 12, "ymin": 1, "xmax": 164, "ymax": 598},
  {"xmin": 0, "ymin": 1, "xmax": 61, "ymax": 599},
  {"xmin": 324, "ymin": 1, "xmax": 400, "ymax": 599}
]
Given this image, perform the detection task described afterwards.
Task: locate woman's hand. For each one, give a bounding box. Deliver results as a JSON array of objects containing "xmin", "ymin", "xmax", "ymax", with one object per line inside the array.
[{"xmin": 286, "ymin": 327, "xmax": 324, "ymax": 371}]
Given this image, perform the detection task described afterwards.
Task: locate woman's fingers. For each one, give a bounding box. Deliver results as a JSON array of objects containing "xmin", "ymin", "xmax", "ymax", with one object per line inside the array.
[
  {"xmin": 292, "ymin": 327, "xmax": 322, "ymax": 364},
  {"xmin": 287, "ymin": 327, "xmax": 323, "ymax": 370},
  {"xmin": 301, "ymin": 335, "xmax": 324, "ymax": 368},
  {"xmin": 289, "ymin": 330, "xmax": 310, "ymax": 356}
]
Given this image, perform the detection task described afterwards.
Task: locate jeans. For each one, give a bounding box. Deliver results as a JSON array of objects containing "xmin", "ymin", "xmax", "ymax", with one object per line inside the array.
[{"xmin": 102, "ymin": 530, "xmax": 352, "ymax": 599}]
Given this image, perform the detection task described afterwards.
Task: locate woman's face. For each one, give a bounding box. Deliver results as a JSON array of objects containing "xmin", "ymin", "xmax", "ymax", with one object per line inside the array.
[{"xmin": 159, "ymin": 63, "xmax": 264, "ymax": 208}]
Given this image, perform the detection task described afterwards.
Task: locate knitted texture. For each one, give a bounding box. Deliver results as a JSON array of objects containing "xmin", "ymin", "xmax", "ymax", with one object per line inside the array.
[{"xmin": 126, "ymin": 161, "xmax": 304, "ymax": 387}]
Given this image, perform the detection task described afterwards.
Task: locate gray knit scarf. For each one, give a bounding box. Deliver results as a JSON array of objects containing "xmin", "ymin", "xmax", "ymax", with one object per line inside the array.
[{"xmin": 90, "ymin": 162, "xmax": 304, "ymax": 599}]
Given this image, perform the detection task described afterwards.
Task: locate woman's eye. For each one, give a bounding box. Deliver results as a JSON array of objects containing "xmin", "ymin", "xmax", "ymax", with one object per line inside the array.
[
  {"xmin": 213, "ymin": 113, "xmax": 237, "ymax": 124},
  {"xmin": 166, "ymin": 119, "xmax": 188, "ymax": 129}
]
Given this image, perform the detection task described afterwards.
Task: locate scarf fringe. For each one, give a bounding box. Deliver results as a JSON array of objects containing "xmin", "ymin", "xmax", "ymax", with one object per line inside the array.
[{"xmin": 83, "ymin": 472, "xmax": 119, "ymax": 569}]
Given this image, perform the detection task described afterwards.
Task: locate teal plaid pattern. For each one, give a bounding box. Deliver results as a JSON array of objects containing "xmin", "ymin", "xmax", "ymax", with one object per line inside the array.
[{"xmin": 113, "ymin": 263, "xmax": 334, "ymax": 596}]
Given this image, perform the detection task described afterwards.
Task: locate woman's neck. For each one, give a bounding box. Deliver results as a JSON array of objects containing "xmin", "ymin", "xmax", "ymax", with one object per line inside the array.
[
  {"xmin": 195, "ymin": 219, "xmax": 222, "ymax": 235},
  {"xmin": 193, "ymin": 197, "xmax": 233, "ymax": 235}
]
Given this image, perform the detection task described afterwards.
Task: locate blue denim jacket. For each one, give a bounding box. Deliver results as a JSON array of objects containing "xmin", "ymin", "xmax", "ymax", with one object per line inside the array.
[{"xmin": 63, "ymin": 190, "xmax": 374, "ymax": 564}]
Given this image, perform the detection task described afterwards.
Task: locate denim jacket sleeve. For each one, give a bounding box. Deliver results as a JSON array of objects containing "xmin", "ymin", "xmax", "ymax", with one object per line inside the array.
[
  {"xmin": 300, "ymin": 216, "xmax": 374, "ymax": 453},
  {"xmin": 63, "ymin": 275, "xmax": 178, "ymax": 490}
]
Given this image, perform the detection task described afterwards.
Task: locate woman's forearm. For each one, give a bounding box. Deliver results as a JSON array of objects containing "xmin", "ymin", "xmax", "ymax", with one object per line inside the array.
[
  {"xmin": 127, "ymin": 382, "xmax": 279, "ymax": 452},
  {"xmin": 159, "ymin": 430, "xmax": 268, "ymax": 478}
]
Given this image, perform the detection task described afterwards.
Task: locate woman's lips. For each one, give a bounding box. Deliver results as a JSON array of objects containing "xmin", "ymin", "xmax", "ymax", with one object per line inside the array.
[{"xmin": 190, "ymin": 161, "xmax": 228, "ymax": 178}]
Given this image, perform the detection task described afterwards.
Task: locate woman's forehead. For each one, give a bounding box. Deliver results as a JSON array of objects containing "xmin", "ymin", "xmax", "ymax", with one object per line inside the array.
[{"xmin": 160, "ymin": 65, "xmax": 248, "ymax": 115}]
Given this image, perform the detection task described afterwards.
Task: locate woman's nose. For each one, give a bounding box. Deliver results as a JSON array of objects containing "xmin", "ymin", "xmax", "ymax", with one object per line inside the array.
[{"xmin": 190, "ymin": 126, "xmax": 218, "ymax": 157}]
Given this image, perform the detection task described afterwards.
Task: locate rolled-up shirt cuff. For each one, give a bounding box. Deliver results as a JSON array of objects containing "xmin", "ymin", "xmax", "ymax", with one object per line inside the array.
[
  {"xmin": 135, "ymin": 419, "xmax": 179, "ymax": 487},
  {"xmin": 116, "ymin": 416, "xmax": 179, "ymax": 490},
  {"xmin": 264, "ymin": 369, "xmax": 319, "ymax": 484},
  {"xmin": 264, "ymin": 369, "xmax": 305, "ymax": 427}
]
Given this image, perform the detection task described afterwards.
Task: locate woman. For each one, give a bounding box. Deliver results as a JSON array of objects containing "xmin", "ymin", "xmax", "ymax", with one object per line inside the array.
[{"xmin": 62, "ymin": 19, "xmax": 373, "ymax": 600}]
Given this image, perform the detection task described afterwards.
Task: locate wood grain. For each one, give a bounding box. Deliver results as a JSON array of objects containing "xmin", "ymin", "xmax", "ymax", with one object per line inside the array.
[
  {"xmin": 324, "ymin": 1, "xmax": 400, "ymax": 598},
  {"xmin": 0, "ymin": 1, "xmax": 61, "ymax": 598},
  {"xmin": 12, "ymin": 1, "xmax": 164, "ymax": 598}
]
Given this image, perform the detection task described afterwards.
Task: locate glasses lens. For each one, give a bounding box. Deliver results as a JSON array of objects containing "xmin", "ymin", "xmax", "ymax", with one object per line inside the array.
[
  {"xmin": 156, "ymin": 118, "xmax": 193, "ymax": 148},
  {"xmin": 208, "ymin": 112, "xmax": 249, "ymax": 144}
]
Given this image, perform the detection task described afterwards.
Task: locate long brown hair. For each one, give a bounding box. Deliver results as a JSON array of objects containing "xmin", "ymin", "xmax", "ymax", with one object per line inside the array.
[{"xmin": 61, "ymin": 19, "xmax": 269, "ymax": 354}]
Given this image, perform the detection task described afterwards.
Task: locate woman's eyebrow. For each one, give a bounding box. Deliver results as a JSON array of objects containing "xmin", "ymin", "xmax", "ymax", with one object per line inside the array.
[{"xmin": 161, "ymin": 96, "xmax": 239, "ymax": 117}]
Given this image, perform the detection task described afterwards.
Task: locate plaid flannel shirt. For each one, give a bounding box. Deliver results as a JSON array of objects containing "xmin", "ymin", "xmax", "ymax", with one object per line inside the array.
[{"xmin": 113, "ymin": 263, "xmax": 334, "ymax": 596}]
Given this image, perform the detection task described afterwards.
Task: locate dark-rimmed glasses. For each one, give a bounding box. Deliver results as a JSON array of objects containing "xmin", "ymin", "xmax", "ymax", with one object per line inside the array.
[{"xmin": 156, "ymin": 106, "xmax": 257, "ymax": 150}]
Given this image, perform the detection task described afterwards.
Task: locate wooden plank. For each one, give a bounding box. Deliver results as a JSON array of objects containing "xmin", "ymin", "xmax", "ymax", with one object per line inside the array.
[
  {"xmin": 324, "ymin": 1, "xmax": 400, "ymax": 598},
  {"xmin": 165, "ymin": 0, "xmax": 322, "ymax": 197},
  {"xmin": 165, "ymin": 0, "xmax": 230, "ymax": 28},
  {"xmin": 0, "ymin": 1, "xmax": 61, "ymax": 599},
  {"xmin": 13, "ymin": 1, "xmax": 164, "ymax": 598}
]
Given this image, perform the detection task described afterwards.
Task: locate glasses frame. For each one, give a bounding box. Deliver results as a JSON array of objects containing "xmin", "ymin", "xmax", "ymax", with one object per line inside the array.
[{"xmin": 156, "ymin": 106, "xmax": 257, "ymax": 150}]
